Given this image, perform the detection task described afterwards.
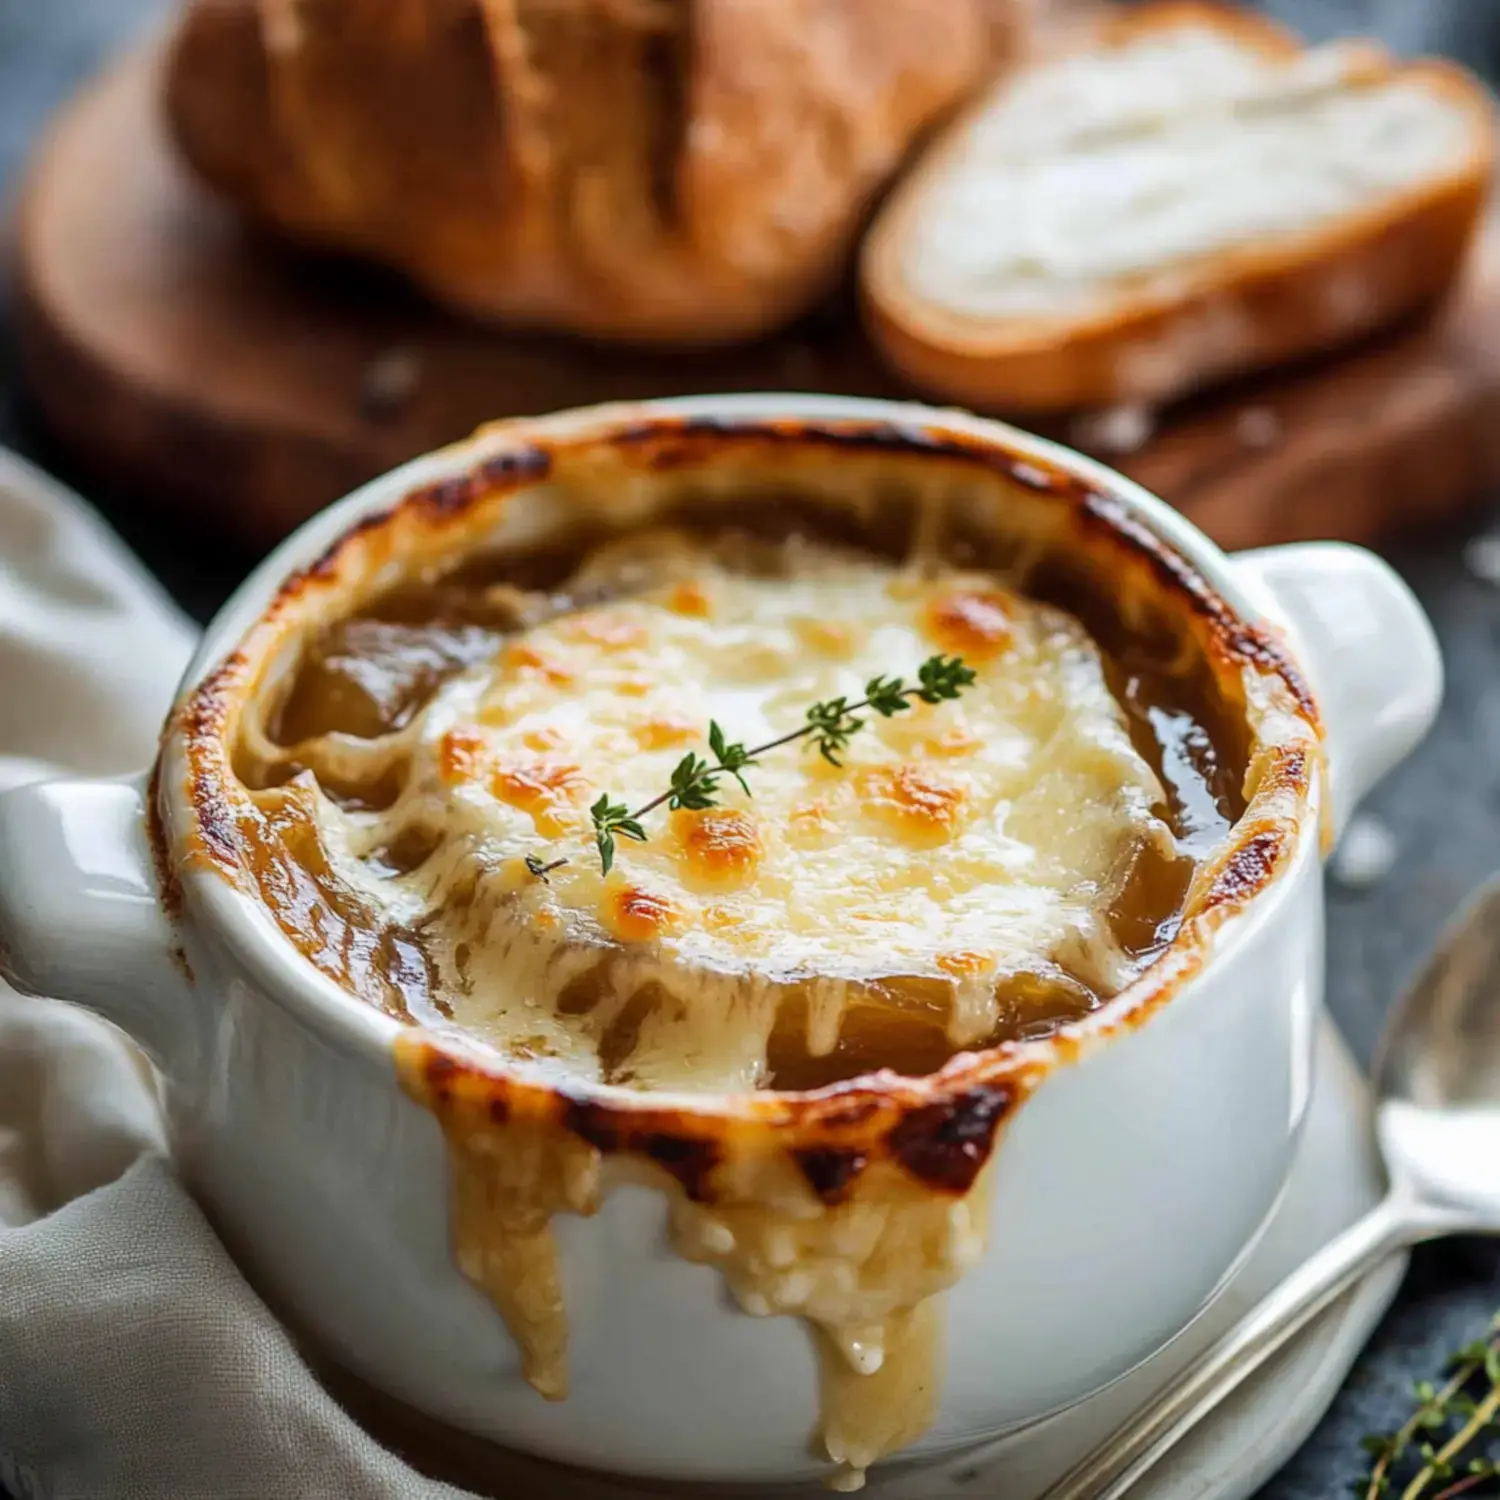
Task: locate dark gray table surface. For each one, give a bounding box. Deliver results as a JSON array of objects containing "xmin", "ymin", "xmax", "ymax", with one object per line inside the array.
[{"xmin": 2, "ymin": 1, "xmax": 1499, "ymax": 1495}]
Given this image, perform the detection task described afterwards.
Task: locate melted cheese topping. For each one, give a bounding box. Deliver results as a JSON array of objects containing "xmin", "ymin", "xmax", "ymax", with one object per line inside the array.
[
  {"xmin": 400, "ymin": 1037, "xmax": 998, "ymax": 1493},
  {"xmin": 322, "ymin": 535, "xmax": 1172, "ymax": 1093}
]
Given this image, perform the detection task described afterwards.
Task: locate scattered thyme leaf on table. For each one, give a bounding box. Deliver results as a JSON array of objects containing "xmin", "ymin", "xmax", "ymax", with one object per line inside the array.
[{"xmin": 1359, "ymin": 1310, "xmax": 1500, "ymax": 1500}]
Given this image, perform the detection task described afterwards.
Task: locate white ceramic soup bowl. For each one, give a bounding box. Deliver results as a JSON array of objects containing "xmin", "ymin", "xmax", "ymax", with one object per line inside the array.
[{"xmin": 0, "ymin": 395, "xmax": 1440, "ymax": 1487}]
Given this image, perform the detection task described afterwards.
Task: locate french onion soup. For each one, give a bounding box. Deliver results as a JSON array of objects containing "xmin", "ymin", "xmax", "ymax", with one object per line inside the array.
[{"xmin": 176, "ymin": 419, "xmax": 1319, "ymax": 1489}]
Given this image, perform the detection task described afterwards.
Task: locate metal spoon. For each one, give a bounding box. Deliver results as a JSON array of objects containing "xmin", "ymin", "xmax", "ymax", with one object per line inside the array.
[{"xmin": 1043, "ymin": 873, "xmax": 1500, "ymax": 1500}]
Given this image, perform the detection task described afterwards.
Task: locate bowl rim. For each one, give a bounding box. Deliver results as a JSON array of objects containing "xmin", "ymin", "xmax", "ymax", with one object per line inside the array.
[{"xmin": 153, "ymin": 393, "xmax": 1323, "ymax": 1198}]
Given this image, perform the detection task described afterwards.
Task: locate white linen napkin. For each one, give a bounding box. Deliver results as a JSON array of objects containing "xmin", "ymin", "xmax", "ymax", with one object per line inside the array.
[{"xmin": 0, "ymin": 451, "xmax": 477, "ymax": 1500}]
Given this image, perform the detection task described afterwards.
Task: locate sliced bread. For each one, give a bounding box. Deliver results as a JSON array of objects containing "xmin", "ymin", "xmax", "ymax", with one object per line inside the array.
[{"xmin": 861, "ymin": 2, "xmax": 1496, "ymax": 414}]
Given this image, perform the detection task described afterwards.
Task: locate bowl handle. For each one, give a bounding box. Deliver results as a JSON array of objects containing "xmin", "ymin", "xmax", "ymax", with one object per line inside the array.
[
  {"xmin": 1234, "ymin": 542, "xmax": 1442, "ymax": 841},
  {"xmin": 0, "ymin": 771, "xmax": 187, "ymax": 1068}
]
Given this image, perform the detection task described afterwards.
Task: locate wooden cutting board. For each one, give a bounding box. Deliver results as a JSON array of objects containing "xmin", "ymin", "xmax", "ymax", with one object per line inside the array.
[{"xmin": 15, "ymin": 45, "xmax": 1500, "ymax": 554}]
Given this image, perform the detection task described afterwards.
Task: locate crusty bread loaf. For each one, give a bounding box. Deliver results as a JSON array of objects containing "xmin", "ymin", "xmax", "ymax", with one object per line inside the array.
[
  {"xmin": 163, "ymin": 0, "xmax": 995, "ymax": 346},
  {"xmin": 862, "ymin": 2, "xmax": 1496, "ymax": 414}
]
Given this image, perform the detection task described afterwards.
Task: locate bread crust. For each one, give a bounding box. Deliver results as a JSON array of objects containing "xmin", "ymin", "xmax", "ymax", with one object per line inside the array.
[
  {"xmin": 861, "ymin": 2, "xmax": 1497, "ymax": 414},
  {"xmin": 164, "ymin": 0, "xmax": 994, "ymax": 345}
]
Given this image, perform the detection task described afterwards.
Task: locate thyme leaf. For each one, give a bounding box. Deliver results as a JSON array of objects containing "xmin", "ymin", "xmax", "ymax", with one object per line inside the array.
[
  {"xmin": 1358, "ymin": 1313, "xmax": 1500, "ymax": 1500},
  {"xmin": 531, "ymin": 654, "xmax": 976, "ymax": 877}
]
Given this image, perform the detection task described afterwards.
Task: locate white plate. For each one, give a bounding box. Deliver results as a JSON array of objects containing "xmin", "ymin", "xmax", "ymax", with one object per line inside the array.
[
  {"xmin": 871, "ymin": 1015, "xmax": 1400, "ymax": 1500},
  {"xmin": 352, "ymin": 1014, "xmax": 1399, "ymax": 1500}
]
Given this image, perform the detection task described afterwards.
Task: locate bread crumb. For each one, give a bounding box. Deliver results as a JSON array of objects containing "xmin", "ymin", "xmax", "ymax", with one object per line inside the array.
[
  {"xmin": 777, "ymin": 342, "xmax": 822, "ymax": 387},
  {"xmin": 359, "ymin": 347, "xmax": 423, "ymax": 421},
  {"xmin": 1071, "ymin": 403, "xmax": 1156, "ymax": 455},
  {"xmin": 1330, "ymin": 813, "xmax": 1398, "ymax": 890},
  {"xmin": 1235, "ymin": 407, "xmax": 1281, "ymax": 449},
  {"xmin": 1325, "ymin": 268, "xmax": 1377, "ymax": 323},
  {"xmin": 1462, "ymin": 532, "xmax": 1500, "ymax": 587}
]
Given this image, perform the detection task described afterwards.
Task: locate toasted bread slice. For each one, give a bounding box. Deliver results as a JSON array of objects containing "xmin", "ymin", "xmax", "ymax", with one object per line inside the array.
[{"xmin": 862, "ymin": 2, "xmax": 1496, "ymax": 414}]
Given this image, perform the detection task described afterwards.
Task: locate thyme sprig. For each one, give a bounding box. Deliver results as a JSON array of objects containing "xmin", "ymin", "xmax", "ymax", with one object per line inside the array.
[
  {"xmin": 1359, "ymin": 1312, "xmax": 1500, "ymax": 1500},
  {"xmin": 529, "ymin": 654, "xmax": 975, "ymax": 878}
]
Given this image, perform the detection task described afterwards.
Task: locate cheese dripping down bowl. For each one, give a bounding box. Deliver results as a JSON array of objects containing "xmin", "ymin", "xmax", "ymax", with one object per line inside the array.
[{"xmin": 0, "ymin": 395, "xmax": 1441, "ymax": 1489}]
